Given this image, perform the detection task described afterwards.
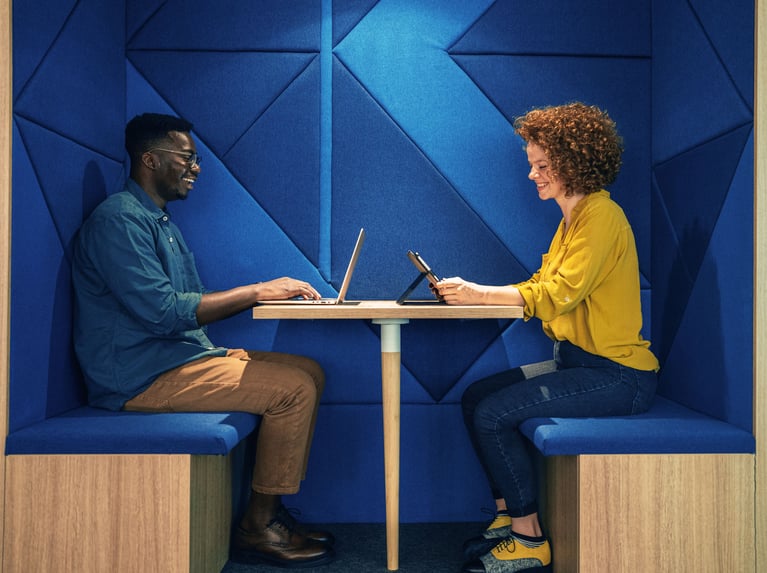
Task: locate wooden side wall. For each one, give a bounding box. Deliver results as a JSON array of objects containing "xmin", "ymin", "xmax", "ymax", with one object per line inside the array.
[
  {"xmin": 0, "ymin": 1, "xmax": 11, "ymax": 568},
  {"xmin": 754, "ymin": 3, "xmax": 766, "ymax": 572}
]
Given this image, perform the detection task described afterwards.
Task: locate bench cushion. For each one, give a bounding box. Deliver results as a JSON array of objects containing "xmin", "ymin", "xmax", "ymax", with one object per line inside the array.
[
  {"xmin": 520, "ymin": 396, "xmax": 755, "ymax": 456},
  {"xmin": 5, "ymin": 406, "xmax": 259, "ymax": 455}
]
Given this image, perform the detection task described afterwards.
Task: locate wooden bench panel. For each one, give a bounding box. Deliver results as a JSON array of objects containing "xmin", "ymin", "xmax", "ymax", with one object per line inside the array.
[
  {"xmin": 3, "ymin": 453, "xmax": 232, "ymax": 573},
  {"xmin": 544, "ymin": 454, "xmax": 755, "ymax": 573}
]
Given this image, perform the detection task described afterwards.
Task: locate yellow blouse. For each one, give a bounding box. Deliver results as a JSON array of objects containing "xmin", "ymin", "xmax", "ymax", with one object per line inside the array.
[{"xmin": 514, "ymin": 190, "xmax": 659, "ymax": 372}]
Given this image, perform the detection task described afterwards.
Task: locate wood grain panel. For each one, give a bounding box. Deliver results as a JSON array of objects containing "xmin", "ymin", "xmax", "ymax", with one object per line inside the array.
[
  {"xmin": 754, "ymin": 4, "xmax": 766, "ymax": 573},
  {"xmin": 0, "ymin": 0, "xmax": 12, "ymax": 565},
  {"xmin": 546, "ymin": 454, "xmax": 755, "ymax": 573},
  {"xmin": 2, "ymin": 454, "xmax": 231, "ymax": 573}
]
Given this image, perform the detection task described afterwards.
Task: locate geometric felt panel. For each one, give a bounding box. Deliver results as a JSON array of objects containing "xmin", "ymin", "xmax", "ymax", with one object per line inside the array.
[
  {"xmin": 332, "ymin": 0, "xmax": 380, "ymax": 47},
  {"xmin": 12, "ymin": 0, "xmax": 77, "ymax": 100},
  {"xmin": 651, "ymin": 0, "xmax": 754, "ymax": 430},
  {"xmin": 331, "ymin": 54, "xmax": 524, "ymax": 402},
  {"xmin": 10, "ymin": 124, "xmax": 85, "ymax": 430},
  {"xmin": 166, "ymin": 135, "xmax": 329, "ymax": 297},
  {"xmin": 336, "ymin": 0, "xmax": 551, "ymax": 273},
  {"xmin": 126, "ymin": 0, "xmax": 164, "ymax": 42},
  {"xmin": 331, "ymin": 59, "xmax": 528, "ymax": 297},
  {"xmin": 690, "ymin": 0, "xmax": 754, "ymax": 109},
  {"xmin": 224, "ymin": 58, "xmax": 321, "ymax": 265},
  {"xmin": 399, "ymin": 319, "xmax": 513, "ymax": 402},
  {"xmin": 701, "ymin": 132, "xmax": 754, "ymax": 429},
  {"xmin": 291, "ymin": 403, "xmax": 495, "ymax": 523},
  {"xmin": 10, "ymin": 0, "xmax": 126, "ymax": 437},
  {"xmin": 14, "ymin": 117, "xmax": 125, "ymax": 259},
  {"xmin": 13, "ymin": 0, "xmax": 125, "ymax": 159},
  {"xmin": 127, "ymin": 0, "xmax": 320, "ymax": 51},
  {"xmin": 654, "ymin": 124, "xmax": 752, "ymax": 290},
  {"xmin": 453, "ymin": 0, "xmax": 651, "ymax": 57},
  {"xmin": 652, "ymin": 0, "xmax": 753, "ymax": 163},
  {"xmin": 657, "ymin": 131, "xmax": 754, "ymax": 431},
  {"xmin": 127, "ymin": 51, "xmax": 317, "ymax": 157}
]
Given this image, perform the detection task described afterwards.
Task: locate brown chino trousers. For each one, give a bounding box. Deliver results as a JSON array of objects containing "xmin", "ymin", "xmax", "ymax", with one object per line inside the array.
[{"xmin": 124, "ymin": 349, "xmax": 325, "ymax": 495}]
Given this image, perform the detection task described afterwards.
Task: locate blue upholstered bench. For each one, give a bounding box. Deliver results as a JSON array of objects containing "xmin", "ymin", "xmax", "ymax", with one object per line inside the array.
[
  {"xmin": 520, "ymin": 395, "xmax": 755, "ymax": 455},
  {"xmin": 5, "ymin": 406, "xmax": 259, "ymax": 455},
  {"xmin": 4, "ymin": 403, "xmax": 260, "ymax": 573},
  {"xmin": 516, "ymin": 395, "xmax": 755, "ymax": 572}
]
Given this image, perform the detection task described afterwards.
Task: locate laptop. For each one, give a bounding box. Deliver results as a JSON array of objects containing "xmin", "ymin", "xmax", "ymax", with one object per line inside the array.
[{"xmin": 257, "ymin": 228, "xmax": 365, "ymax": 305}]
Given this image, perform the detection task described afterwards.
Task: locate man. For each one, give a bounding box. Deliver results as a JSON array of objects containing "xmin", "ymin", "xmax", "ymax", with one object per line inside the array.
[{"xmin": 72, "ymin": 113, "xmax": 334, "ymax": 568}]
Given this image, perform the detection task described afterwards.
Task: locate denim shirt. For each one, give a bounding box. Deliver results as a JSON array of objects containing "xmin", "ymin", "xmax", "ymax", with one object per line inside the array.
[{"xmin": 72, "ymin": 179, "xmax": 226, "ymax": 410}]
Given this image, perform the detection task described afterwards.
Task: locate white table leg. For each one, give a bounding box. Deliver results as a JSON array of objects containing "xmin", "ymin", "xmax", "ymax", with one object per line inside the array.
[{"xmin": 373, "ymin": 318, "xmax": 409, "ymax": 571}]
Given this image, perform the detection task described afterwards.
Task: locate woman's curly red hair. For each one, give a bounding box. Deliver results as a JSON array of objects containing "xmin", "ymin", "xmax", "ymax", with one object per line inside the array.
[{"xmin": 513, "ymin": 102, "xmax": 623, "ymax": 196}]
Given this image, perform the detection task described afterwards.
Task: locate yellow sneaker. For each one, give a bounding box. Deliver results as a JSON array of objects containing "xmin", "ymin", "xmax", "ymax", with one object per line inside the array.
[
  {"xmin": 486, "ymin": 512, "xmax": 513, "ymax": 533},
  {"xmin": 463, "ymin": 534, "xmax": 552, "ymax": 573},
  {"xmin": 486, "ymin": 534, "xmax": 551, "ymax": 572},
  {"xmin": 462, "ymin": 511, "xmax": 513, "ymax": 561}
]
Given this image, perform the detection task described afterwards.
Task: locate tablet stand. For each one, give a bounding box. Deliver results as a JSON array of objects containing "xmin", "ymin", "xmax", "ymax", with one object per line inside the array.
[
  {"xmin": 396, "ymin": 272, "xmax": 445, "ymax": 305},
  {"xmin": 396, "ymin": 272, "xmax": 429, "ymax": 305}
]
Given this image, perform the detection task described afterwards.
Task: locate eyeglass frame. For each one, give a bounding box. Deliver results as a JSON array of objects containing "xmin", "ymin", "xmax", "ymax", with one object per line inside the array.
[{"xmin": 147, "ymin": 147, "xmax": 202, "ymax": 169}]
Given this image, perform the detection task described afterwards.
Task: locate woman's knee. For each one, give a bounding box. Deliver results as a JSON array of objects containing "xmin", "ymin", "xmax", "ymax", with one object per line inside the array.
[
  {"xmin": 461, "ymin": 381, "xmax": 483, "ymax": 411},
  {"xmin": 472, "ymin": 396, "xmax": 499, "ymax": 434}
]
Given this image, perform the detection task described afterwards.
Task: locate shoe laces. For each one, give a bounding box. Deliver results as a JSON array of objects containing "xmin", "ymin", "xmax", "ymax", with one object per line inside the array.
[
  {"xmin": 275, "ymin": 505, "xmax": 301, "ymax": 529},
  {"xmin": 266, "ymin": 516, "xmax": 290, "ymax": 531},
  {"xmin": 267, "ymin": 512, "xmax": 297, "ymax": 534},
  {"xmin": 494, "ymin": 537, "xmax": 517, "ymax": 554}
]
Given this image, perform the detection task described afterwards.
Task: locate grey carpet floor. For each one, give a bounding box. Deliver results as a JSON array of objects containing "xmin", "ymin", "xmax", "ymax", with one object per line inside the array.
[{"xmin": 221, "ymin": 522, "xmax": 484, "ymax": 573}]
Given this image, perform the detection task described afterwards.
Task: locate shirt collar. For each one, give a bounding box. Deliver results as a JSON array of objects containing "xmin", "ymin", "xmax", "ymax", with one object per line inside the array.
[
  {"xmin": 571, "ymin": 189, "xmax": 609, "ymax": 220},
  {"xmin": 125, "ymin": 178, "xmax": 171, "ymax": 222}
]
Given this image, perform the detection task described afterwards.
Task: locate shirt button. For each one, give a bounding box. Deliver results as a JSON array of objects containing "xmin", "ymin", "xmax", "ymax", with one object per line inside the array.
[
  {"xmin": 169, "ymin": 237, "xmax": 174, "ymax": 243},
  {"xmin": 162, "ymin": 216, "xmax": 169, "ymax": 222}
]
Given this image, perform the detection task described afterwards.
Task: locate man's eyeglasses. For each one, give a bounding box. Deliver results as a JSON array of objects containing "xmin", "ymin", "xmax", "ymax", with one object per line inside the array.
[{"xmin": 148, "ymin": 148, "xmax": 202, "ymax": 169}]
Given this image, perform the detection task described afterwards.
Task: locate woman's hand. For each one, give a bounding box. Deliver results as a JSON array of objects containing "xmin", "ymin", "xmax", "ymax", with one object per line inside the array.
[
  {"xmin": 433, "ymin": 277, "xmax": 488, "ymax": 305},
  {"xmin": 433, "ymin": 277, "xmax": 525, "ymax": 306}
]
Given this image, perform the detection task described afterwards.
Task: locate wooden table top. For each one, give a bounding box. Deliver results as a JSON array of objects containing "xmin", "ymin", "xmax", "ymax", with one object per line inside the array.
[{"xmin": 252, "ymin": 300, "xmax": 524, "ymax": 320}]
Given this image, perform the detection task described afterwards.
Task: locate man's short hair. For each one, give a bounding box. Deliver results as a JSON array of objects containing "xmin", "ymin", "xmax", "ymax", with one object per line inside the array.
[{"xmin": 125, "ymin": 113, "xmax": 194, "ymax": 161}]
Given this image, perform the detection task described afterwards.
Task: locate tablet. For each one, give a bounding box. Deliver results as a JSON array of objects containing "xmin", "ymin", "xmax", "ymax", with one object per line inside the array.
[
  {"xmin": 407, "ymin": 250, "xmax": 441, "ymax": 285},
  {"xmin": 396, "ymin": 250, "xmax": 445, "ymax": 304}
]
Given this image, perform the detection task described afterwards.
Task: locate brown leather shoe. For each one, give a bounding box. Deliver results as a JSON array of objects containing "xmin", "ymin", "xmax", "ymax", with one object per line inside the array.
[
  {"xmin": 231, "ymin": 517, "xmax": 335, "ymax": 568},
  {"xmin": 276, "ymin": 505, "xmax": 336, "ymax": 546}
]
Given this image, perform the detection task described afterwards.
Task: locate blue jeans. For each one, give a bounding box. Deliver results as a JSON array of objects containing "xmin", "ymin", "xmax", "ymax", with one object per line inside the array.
[{"xmin": 462, "ymin": 340, "xmax": 657, "ymax": 517}]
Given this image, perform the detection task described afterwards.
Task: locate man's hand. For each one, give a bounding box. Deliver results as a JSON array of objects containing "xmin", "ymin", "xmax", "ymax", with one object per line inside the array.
[
  {"xmin": 196, "ymin": 277, "xmax": 321, "ymax": 325},
  {"xmin": 255, "ymin": 277, "xmax": 322, "ymax": 301}
]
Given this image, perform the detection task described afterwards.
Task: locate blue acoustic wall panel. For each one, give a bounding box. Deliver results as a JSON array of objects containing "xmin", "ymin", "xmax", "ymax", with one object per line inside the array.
[
  {"xmin": 120, "ymin": 0, "xmax": 655, "ymax": 523},
  {"xmin": 651, "ymin": 0, "xmax": 754, "ymax": 431},
  {"xmin": 11, "ymin": 1, "xmax": 126, "ymax": 432}
]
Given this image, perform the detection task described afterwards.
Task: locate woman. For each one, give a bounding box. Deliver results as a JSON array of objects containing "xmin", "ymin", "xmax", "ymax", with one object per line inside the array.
[{"xmin": 433, "ymin": 102, "xmax": 659, "ymax": 573}]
